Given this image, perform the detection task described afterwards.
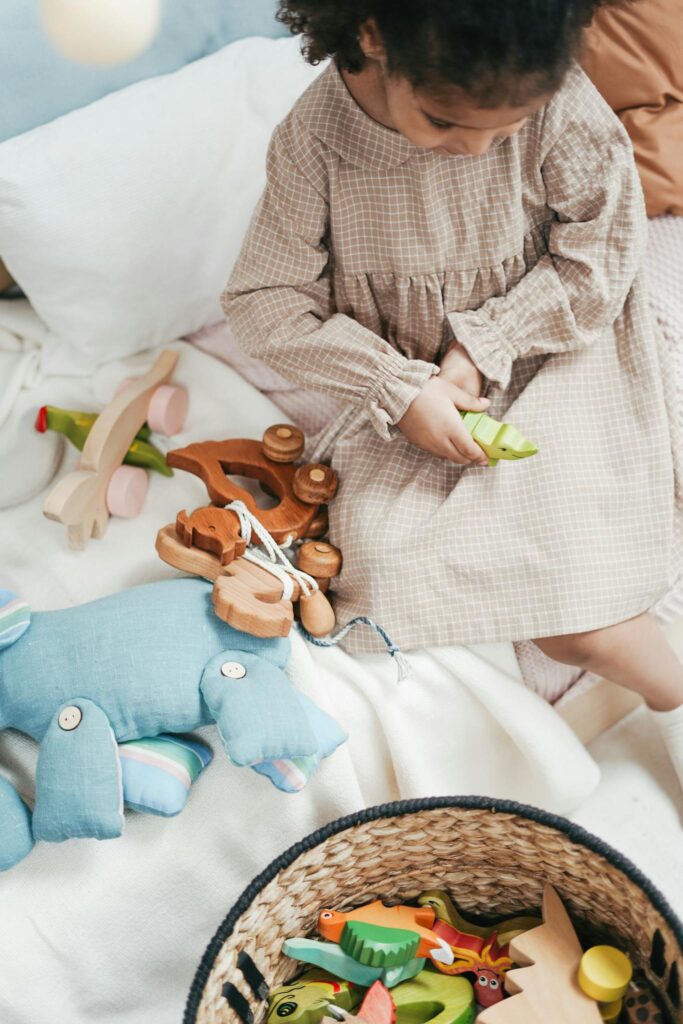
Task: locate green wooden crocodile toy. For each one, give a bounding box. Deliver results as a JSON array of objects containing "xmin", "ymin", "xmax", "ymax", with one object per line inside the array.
[
  {"xmin": 460, "ymin": 410, "xmax": 538, "ymax": 467},
  {"xmin": 35, "ymin": 405, "xmax": 172, "ymax": 477},
  {"xmin": 268, "ymin": 967, "xmax": 475, "ymax": 1024}
]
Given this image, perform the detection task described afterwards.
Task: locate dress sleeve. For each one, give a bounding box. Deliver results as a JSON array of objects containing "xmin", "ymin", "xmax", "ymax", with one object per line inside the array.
[
  {"xmin": 446, "ymin": 64, "xmax": 648, "ymax": 390},
  {"xmin": 222, "ymin": 118, "xmax": 438, "ymax": 439}
]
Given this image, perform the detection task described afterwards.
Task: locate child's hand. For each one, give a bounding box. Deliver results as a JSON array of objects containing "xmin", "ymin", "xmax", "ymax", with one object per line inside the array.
[
  {"xmin": 397, "ymin": 376, "xmax": 491, "ymax": 465},
  {"xmin": 439, "ymin": 341, "xmax": 485, "ymax": 395}
]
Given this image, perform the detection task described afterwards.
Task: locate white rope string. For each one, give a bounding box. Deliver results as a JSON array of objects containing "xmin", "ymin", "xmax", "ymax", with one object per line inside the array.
[
  {"xmin": 226, "ymin": 498, "xmax": 412, "ymax": 683},
  {"xmin": 225, "ymin": 500, "xmax": 318, "ymax": 600}
]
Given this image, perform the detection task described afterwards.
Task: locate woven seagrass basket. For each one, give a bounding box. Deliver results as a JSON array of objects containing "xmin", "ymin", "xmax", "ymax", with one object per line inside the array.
[{"xmin": 185, "ymin": 797, "xmax": 683, "ymax": 1024}]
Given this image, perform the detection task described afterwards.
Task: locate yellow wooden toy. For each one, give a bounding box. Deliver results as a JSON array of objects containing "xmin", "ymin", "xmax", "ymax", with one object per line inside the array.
[
  {"xmin": 579, "ymin": 945, "xmax": 633, "ymax": 1023},
  {"xmin": 579, "ymin": 946, "xmax": 633, "ymax": 1003}
]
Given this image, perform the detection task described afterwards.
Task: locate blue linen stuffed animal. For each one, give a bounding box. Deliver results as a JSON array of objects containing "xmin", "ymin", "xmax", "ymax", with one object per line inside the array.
[{"xmin": 0, "ymin": 578, "xmax": 345, "ymax": 870}]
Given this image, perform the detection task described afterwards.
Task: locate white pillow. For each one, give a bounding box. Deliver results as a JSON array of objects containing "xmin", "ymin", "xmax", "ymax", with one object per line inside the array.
[{"xmin": 0, "ymin": 36, "xmax": 323, "ymax": 374}]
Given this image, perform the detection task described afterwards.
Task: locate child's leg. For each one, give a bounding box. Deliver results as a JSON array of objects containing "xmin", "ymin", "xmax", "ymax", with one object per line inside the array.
[
  {"xmin": 532, "ymin": 612, "xmax": 683, "ymax": 712},
  {"xmin": 533, "ymin": 613, "xmax": 683, "ymax": 793}
]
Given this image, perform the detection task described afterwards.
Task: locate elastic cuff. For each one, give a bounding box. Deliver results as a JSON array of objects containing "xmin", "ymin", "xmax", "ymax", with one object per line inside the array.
[
  {"xmin": 446, "ymin": 309, "xmax": 516, "ymax": 390},
  {"xmin": 366, "ymin": 357, "xmax": 439, "ymax": 441}
]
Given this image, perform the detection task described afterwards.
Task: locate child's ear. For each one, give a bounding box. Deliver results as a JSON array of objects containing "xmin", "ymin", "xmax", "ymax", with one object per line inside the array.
[{"xmin": 358, "ymin": 18, "xmax": 386, "ymax": 62}]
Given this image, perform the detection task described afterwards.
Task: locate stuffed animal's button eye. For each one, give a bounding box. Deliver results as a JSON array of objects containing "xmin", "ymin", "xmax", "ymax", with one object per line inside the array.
[
  {"xmin": 220, "ymin": 661, "xmax": 247, "ymax": 680},
  {"xmin": 58, "ymin": 705, "xmax": 82, "ymax": 731}
]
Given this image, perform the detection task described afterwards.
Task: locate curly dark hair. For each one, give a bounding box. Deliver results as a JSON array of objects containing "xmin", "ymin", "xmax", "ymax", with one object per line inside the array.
[{"xmin": 277, "ymin": 0, "xmax": 620, "ymax": 105}]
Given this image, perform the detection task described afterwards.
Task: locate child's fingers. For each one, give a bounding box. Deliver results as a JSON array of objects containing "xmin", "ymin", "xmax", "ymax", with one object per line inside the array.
[
  {"xmin": 448, "ymin": 419, "xmax": 490, "ymax": 466},
  {"xmin": 446, "ymin": 423, "xmax": 489, "ymax": 464},
  {"xmin": 445, "ymin": 439, "xmax": 476, "ymax": 465},
  {"xmin": 446, "ymin": 382, "xmax": 490, "ymax": 411}
]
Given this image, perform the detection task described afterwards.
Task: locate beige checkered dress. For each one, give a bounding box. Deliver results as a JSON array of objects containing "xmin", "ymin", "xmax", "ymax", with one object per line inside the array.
[{"xmin": 224, "ymin": 61, "xmax": 683, "ymax": 654}]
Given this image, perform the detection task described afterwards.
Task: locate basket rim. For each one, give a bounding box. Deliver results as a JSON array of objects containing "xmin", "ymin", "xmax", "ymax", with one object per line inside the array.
[{"xmin": 184, "ymin": 794, "xmax": 683, "ymax": 1024}]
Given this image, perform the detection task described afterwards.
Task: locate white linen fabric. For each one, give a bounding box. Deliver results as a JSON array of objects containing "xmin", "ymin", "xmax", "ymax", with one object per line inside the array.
[
  {"xmin": 0, "ymin": 36, "xmax": 323, "ymax": 375},
  {"xmin": 0, "ymin": 336, "xmax": 681, "ymax": 1024}
]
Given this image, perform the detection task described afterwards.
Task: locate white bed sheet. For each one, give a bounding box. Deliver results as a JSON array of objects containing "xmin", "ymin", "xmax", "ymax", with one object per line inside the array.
[{"xmin": 0, "ymin": 338, "xmax": 681, "ymax": 1024}]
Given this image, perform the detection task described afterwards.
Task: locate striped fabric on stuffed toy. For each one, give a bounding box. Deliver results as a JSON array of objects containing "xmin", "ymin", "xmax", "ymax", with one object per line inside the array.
[{"xmin": 119, "ymin": 735, "xmax": 213, "ymax": 817}]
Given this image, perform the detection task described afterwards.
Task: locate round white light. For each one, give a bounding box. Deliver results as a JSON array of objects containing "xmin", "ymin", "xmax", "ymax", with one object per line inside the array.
[{"xmin": 39, "ymin": 0, "xmax": 162, "ymax": 67}]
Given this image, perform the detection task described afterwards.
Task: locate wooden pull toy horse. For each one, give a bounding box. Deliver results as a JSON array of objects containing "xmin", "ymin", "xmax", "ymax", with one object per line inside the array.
[
  {"xmin": 41, "ymin": 349, "xmax": 188, "ymax": 548},
  {"xmin": 156, "ymin": 424, "xmax": 343, "ymax": 640}
]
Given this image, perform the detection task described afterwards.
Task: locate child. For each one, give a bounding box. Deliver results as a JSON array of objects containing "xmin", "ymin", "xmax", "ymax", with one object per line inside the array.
[{"xmin": 223, "ymin": 1, "xmax": 683, "ymax": 793}]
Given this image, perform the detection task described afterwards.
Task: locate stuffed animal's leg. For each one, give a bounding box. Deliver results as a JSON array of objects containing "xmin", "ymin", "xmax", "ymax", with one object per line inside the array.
[
  {"xmin": 200, "ymin": 651, "xmax": 318, "ymax": 767},
  {"xmin": 0, "ymin": 776, "xmax": 34, "ymax": 869},
  {"xmin": 33, "ymin": 699, "xmax": 124, "ymax": 842},
  {"xmin": 251, "ymin": 691, "xmax": 347, "ymax": 792}
]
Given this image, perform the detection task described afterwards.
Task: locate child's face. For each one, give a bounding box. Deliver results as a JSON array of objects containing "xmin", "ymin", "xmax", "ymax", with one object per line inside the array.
[{"xmin": 385, "ymin": 75, "xmax": 550, "ymax": 157}]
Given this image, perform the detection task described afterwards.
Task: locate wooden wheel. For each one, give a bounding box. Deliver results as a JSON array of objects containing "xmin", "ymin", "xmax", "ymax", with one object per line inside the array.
[{"xmin": 106, "ymin": 465, "xmax": 149, "ymax": 518}]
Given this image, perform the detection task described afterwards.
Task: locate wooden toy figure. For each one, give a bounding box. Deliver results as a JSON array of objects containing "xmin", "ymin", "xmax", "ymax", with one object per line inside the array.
[
  {"xmin": 41, "ymin": 349, "xmax": 187, "ymax": 548},
  {"xmin": 36, "ymin": 406, "xmax": 172, "ymax": 477},
  {"xmin": 317, "ymin": 901, "xmax": 455, "ymax": 966},
  {"xmin": 417, "ymin": 890, "xmax": 540, "ymax": 1006},
  {"xmin": 322, "ymin": 981, "xmax": 396, "ymax": 1024},
  {"xmin": 282, "ymin": 937, "xmax": 426, "ymax": 990},
  {"xmin": 268, "ymin": 969, "xmax": 362, "ymax": 1024},
  {"xmin": 459, "ymin": 410, "xmax": 538, "ymax": 467},
  {"xmin": 427, "ymin": 933, "xmax": 513, "ymax": 1008},
  {"xmin": 418, "ymin": 891, "xmax": 539, "ymax": 947},
  {"xmin": 268, "ymin": 966, "xmax": 476, "ymax": 1024},
  {"xmin": 477, "ymin": 884, "xmax": 603, "ymax": 1024},
  {"xmin": 156, "ymin": 424, "xmax": 344, "ymax": 639},
  {"xmin": 578, "ymin": 945, "xmax": 633, "ymax": 1023}
]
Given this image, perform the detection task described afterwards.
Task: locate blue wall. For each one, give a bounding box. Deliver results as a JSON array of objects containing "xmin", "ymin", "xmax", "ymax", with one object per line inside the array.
[{"xmin": 1, "ymin": 0, "xmax": 289, "ymax": 142}]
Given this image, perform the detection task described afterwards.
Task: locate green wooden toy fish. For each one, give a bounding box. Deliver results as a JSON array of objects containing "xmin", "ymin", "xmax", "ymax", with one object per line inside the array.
[
  {"xmin": 35, "ymin": 405, "xmax": 172, "ymax": 477},
  {"xmin": 460, "ymin": 411, "xmax": 538, "ymax": 467}
]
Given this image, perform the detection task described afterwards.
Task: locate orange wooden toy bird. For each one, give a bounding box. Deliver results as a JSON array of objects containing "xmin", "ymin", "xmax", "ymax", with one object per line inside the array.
[{"xmin": 317, "ymin": 901, "xmax": 455, "ymax": 966}]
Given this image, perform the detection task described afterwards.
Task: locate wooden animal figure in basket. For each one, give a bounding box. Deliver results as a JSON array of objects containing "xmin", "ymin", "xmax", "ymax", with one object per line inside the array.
[
  {"xmin": 427, "ymin": 929, "xmax": 513, "ymax": 1007},
  {"xmin": 268, "ymin": 970, "xmax": 362, "ymax": 1024},
  {"xmin": 322, "ymin": 981, "xmax": 396, "ymax": 1024},
  {"xmin": 478, "ymin": 884, "xmax": 604, "ymax": 1024},
  {"xmin": 268, "ymin": 967, "xmax": 475, "ymax": 1024},
  {"xmin": 317, "ymin": 901, "xmax": 455, "ymax": 968},
  {"xmin": 41, "ymin": 349, "xmax": 188, "ymax": 549},
  {"xmin": 418, "ymin": 890, "xmax": 540, "ymax": 1007},
  {"xmin": 156, "ymin": 424, "xmax": 343, "ymax": 639}
]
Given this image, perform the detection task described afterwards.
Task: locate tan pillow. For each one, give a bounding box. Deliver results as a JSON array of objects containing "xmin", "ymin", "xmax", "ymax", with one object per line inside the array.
[
  {"xmin": 582, "ymin": 0, "xmax": 683, "ymax": 217},
  {"xmin": 0, "ymin": 259, "xmax": 14, "ymax": 293}
]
